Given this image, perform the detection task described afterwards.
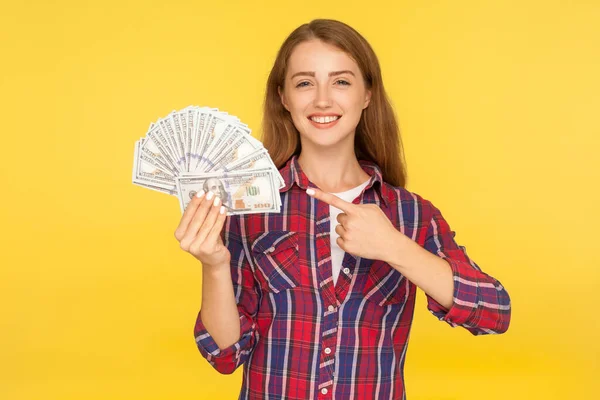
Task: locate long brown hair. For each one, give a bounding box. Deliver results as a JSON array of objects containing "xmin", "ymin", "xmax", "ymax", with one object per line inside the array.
[{"xmin": 261, "ymin": 19, "xmax": 407, "ymax": 188}]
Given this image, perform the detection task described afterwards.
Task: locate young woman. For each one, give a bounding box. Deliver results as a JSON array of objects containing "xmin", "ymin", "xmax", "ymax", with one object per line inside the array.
[{"xmin": 175, "ymin": 19, "xmax": 511, "ymax": 400}]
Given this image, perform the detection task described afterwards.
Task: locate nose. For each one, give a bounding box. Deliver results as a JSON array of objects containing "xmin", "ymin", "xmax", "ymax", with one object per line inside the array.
[{"xmin": 313, "ymin": 85, "xmax": 332, "ymax": 109}]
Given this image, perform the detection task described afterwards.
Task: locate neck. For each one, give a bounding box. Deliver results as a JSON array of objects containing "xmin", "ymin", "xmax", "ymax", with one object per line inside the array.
[{"xmin": 297, "ymin": 142, "xmax": 370, "ymax": 193}]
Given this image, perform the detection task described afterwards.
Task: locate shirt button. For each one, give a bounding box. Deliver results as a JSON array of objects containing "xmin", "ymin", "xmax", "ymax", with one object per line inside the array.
[
  {"xmin": 328, "ymin": 305, "xmax": 335, "ymax": 312},
  {"xmin": 324, "ymin": 347, "xmax": 332, "ymax": 354},
  {"xmin": 343, "ymin": 267, "xmax": 350, "ymax": 274},
  {"xmin": 321, "ymin": 388, "xmax": 328, "ymax": 395},
  {"xmin": 268, "ymin": 246, "xmax": 275, "ymax": 253}
]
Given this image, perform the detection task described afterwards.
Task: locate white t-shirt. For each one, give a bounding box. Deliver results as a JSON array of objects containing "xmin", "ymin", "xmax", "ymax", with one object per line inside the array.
[{"xmin": 330, "ymin": 179, "xmax": 370, "ymax": 286}]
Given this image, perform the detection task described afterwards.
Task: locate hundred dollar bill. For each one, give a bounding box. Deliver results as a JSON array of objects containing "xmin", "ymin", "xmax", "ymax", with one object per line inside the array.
[
  {"xmin": 175, "ymin": 169, "xmax": 281, "ymax": 215},
  {"xmin": 190, "ymin": 109, "xmax": 210, "ymax": 170},
  {"xmin": 204, "ymin": 130, "xmax": 263, "ymax": 173},
  {"xmin": 134, "ymin": 181, "xmax": 177, "ymax": 196},
  {"xmin": 158, "ymin": 115, "xmax": 185, "ymax": 171},
  {"xmin": 184, "ymin": 107, "xmax": 197, "ymax": 171},
  {"xmin": 224, "ymin": 148, "xmax": 285, "ymax": 188},
  {"xmin": 191, "ymin": 110, "xmax": 223, "ymax": 171},
  {"xmin": 196, "ymin": 115, "xmax": 250, "ymax": 171},
  {"xmin": 139, "ymin": 138, "xmax": 177, "ymax": 176},
  {"xmin": 139, "ymin": 125, "xmax": 178, "ymax": 175},
  {"xmin": 132, "ymin": 140, "xmax": 177, "ymax": 194},
  {"xmin": 193, "ymin": 114, "xmax": 238, "ymax": 171},
  {"xmin": 206, "ymin": 122, "xmax": 252, "ymax": 163},
  {"xmin": 170, "ymin": 111, "xmax": 187, "ymax": 169},
  {"xmin": 146, "ymin": 122, "xmax": 179, "ymax": 172}
]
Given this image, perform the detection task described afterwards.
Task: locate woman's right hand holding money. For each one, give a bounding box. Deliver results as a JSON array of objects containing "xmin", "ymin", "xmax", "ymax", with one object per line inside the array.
[{"xmin": 174, "ymin": 190, "xmax": 231, "ymax": 268}]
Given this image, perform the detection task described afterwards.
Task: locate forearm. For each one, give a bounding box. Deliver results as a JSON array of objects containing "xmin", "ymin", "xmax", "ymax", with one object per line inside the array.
[
  {"xmin": 199, "ymin": 263, "xmax": 241, "ymax": 350},
  {"xmin": 386, "ymin": 230, "xmax": 454, "ymax": 309}
]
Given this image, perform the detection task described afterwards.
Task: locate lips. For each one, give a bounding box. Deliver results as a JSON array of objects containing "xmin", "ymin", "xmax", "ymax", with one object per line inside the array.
[
  {"xmin": 309, "ymin": 115, "xmax": 340, "ymax": 124},
  {"xmin": 307, "ymin": 114, "xmax": 342, "ymax": 129},
  {"xmin": 308, "ymin": 114, "xmax": 342, "ymax": 124}
]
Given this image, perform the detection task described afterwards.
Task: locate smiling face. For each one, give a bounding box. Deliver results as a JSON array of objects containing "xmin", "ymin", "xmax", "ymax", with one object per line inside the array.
[{"xmin": 279, "ymin": 39, "xmax": 371, "ymax": 150}]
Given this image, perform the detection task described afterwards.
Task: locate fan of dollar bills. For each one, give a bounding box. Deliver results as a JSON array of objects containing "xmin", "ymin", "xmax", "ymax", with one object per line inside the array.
[{"xmin": 132, "ymin": 106, "xmax": 284, "ymax": 215}]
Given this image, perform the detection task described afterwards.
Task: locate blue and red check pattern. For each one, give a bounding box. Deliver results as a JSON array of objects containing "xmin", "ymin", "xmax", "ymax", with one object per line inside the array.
[{"xmin": 194, "ymin": 155, "xmax": 511, "ymax": 399}]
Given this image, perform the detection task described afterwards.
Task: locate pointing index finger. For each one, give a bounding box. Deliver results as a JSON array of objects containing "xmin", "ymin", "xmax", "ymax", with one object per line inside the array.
[{"xmin": 306, "ymin": 188, "xmax": 354, "ymax": 213}]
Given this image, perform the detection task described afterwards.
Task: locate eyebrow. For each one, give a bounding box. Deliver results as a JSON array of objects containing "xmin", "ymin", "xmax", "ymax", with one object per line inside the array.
[{"xmin": 290, "ymin": 70, "xmax": 356, "ymax": 79}]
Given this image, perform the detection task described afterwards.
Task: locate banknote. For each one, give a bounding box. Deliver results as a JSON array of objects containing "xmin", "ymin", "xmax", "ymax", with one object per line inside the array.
[
  {"xmin": 139, "ymin": 127, "xmax": 178, "ymax": 175},
  {"xmin": 194, "ymin": 115, "xmax": 238, "ymax": 172},
  {"xmin": 158, "ymin": 115, "xmax": 186, "ymax": 171},
  {"xmin": 200, "ymin": 124, "xmax": 252, "ymax": 170},
  {"xmin": 203, "ymin": 128, "xmax": 262, "ymax": 172},
  {"xmin": 133, "ymin": 106, "xmax": 283, "ymax": 215},
  {"xmin": 224, "ymin": 148, "xmax": 285, "ymax": 187},
  {"xmin": 176, "ymin": 169, "xmax": 281, "ymax": 215},
  {"xmin": 170, "ymin": 111, "xmax": 187, "ymax": 168},
  {"xmin": 132, "ymin": 140, "xmax": 176, "ymax": 193},
  {"xmin": 146, "ymin": 123, "xmax": 179, "ymax": 172}
]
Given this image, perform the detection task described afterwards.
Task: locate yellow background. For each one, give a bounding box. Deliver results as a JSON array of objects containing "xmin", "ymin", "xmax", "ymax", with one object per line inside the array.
[{"xmin": 1, "ymin": 0, "xmax": 598, "ymax": 399}]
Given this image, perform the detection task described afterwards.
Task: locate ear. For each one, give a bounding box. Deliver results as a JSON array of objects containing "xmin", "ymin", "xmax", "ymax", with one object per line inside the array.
[
  {"xmin": 278, "ymin": 86, "xmax": 289, "ymax": 111},
  {"xmin": 363, "ymin": 89, "xmax": 372, "ymax": 109}
]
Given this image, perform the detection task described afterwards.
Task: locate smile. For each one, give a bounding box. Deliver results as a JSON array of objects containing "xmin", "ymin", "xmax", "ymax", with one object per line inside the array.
[
  {"xmin": 307, "ymin": 114, "xmax": 341, "ymax": 129},
  {"xmin": 308, "ymin": 115, "xmax": 340, "ymax": 124}
]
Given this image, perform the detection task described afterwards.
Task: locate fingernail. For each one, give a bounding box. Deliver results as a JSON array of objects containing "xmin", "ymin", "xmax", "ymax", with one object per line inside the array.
[
  {"xmin": 220, "ymin": 206, "xmax": 225, "ymax": 214},
  {"xmin": 213, "ymin": 197, "xmax": 220, "ymax": 207},
  {"xmin": 206, "ymin": 191, "xmax": 214, "ymax": 200},
  {"xmin": 306, "ymin": 189, "xmax": 315, "ymax": 196},
  {"xmin": 196, "ymin": 190, "xmax": 205, "ymax": 198}
]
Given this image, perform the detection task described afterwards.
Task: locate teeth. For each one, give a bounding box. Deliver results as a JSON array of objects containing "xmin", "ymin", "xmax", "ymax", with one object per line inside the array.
[{"xmin": 310, "ymin": 115, "xmax": 340, "ymax": 124}]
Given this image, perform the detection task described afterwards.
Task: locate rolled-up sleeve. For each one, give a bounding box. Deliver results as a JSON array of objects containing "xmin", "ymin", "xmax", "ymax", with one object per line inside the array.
[
  {"xmin": 193, "ymin": 215, "xmax": 261, "ymax": 374},
  {"xmin": 422, "ymin": 200, "xmax": 511, "ymax": 335}
]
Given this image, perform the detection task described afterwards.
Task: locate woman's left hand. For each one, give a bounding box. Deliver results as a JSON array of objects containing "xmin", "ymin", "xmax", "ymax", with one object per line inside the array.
[{"xmin": 307, "ymin": 188, "xmax": 409, "ymax": 261}]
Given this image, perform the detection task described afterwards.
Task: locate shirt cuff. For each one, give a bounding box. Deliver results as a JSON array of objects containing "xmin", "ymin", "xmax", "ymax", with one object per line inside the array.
[
  {"xmin": 194, "ymin": 312, "xmax": 256, "ymax": 366},
  {"xmin": 426, "ymin": 258, "xmax": 475, "ymax": 328}
]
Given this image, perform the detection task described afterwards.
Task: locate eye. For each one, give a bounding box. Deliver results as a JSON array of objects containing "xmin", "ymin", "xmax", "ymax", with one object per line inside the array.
[
  {"xmin": 335, "ymin": 79, "xmax": 351, "ymax": 86},
  {"xmin": 295, "ymin": 81, "xmax": 311, "ymax": 88}
]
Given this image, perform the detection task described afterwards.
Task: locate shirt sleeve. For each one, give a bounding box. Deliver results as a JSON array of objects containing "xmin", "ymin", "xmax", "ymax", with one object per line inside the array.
[
  {"xmin": 193, "ymin": 215, "xmax": 261, "ymax": 374},
  {"xmin": 422, "ymin": 200, "xmax": 511, "ymax": 335}
]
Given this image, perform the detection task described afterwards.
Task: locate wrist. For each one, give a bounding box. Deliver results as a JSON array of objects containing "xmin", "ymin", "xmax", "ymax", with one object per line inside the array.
[
  {"xmin": 202, "ymin": 260, "xmax": 231, "ymax": 276},
  {"xmin": 385, "ymin": 229, "xmax": 412, "ymax": 268}
]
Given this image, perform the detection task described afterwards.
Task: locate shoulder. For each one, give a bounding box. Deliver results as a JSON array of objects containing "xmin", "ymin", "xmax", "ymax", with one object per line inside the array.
[
  {"xmin": 359, "ymin": 159, "xmax": 434, "ymax": 214},
  {"xmin": 379, "ymin": 180, "xmax": 438, "ymax": 221}
]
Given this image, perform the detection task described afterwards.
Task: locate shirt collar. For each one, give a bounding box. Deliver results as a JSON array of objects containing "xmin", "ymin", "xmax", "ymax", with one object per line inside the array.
[{"xmin": 279, "ymin": 155, "xmax": 391, "ymax": 207}]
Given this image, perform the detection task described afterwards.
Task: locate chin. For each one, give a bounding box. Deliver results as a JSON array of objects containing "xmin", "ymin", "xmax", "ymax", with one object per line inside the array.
[
  {"xmin": 295, "ymin": 117, "xmax": 357, "ymax": 149},
  {"xmin": 302, "ymin": 131, "xmax": 353, "ymax": 150}
]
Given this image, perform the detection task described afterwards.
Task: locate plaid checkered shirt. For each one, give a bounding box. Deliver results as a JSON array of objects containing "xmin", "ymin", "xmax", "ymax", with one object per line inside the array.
[{"xmin": 194, "ymin": 155, "xmax": 511, "ymax": 399}]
